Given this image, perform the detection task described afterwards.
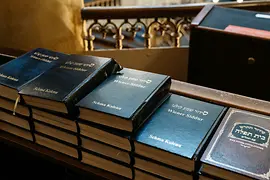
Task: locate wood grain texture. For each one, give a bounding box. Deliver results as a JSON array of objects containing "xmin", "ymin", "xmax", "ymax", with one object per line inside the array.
[
  {"xmin": 191, "ymin": 4, "xmax": 214, "ymax": 26},
  {"xmin": 81, "ymin": 1, "xmax": 270, "ymax": 20},
  {"xmin": 171, "ymin": 80, "xmax": 270, "ymax": 116}
]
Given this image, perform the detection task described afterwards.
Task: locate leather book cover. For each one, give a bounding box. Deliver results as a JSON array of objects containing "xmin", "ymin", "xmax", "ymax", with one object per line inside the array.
[
  {"xmin": 135, "ymin": 94, "xmax": 226, "ymax": 159},
  {"xmin": 19, "ymin": 54, "xmax": 120, "ymax": 115},
  {"xmin": 201, "ymin": 108, "xmax": 270, "ymax": 180},
  {"xmin": 0, "ymin": 48, "xmax": 65, "ymax": 91},
  {"xmin": 77, "ymin": 68, "xmax": 171, "ymax": 131}
]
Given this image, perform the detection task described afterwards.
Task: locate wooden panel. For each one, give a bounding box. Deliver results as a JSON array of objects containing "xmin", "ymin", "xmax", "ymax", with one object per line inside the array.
[
  {"xmin": 171, "ymin": 80, "xmax": 270, "ymax": 116},
  {"xmin": 85, "ymin": 47, "xmax": 189, "ymax": 81}
]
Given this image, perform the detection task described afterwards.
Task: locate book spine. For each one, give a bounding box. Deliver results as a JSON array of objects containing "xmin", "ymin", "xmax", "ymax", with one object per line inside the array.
[
  {"xmin": 132, "ymin": 77, "xmax": 172, "ymax": 133},
  {"xmin": 64, "ymin": 60, "xmax": 119, "ymax": 117}
]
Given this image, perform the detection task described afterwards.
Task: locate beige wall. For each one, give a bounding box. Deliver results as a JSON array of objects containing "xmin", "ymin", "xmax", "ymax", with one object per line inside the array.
[
  {"xmin": 0, "ymin": 0, "xmax": 84, "ymax": 54},
  {"xmin": 85, "ymin": 47, "xmax": 189, "ymax": 81}
]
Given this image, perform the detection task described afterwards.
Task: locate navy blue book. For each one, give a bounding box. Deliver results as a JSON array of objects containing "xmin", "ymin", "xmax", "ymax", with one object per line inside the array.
[
  {"xmin": 201, "ymin": 108, "xmax": 270, "ymax": 180},
  {"xmin": 0, "ymin": 48, "xmax": 65, "ymax": 101},
  {"xmin": 77, "ymin": 68, "xmax": 171, "ymax": 132},
  {"xmin": 19, "ymin": 54, "xmax": 121, "ymax": 116},
  {"xmin": 134, "ymin": 94, "xmax": 226, "ymax": 173}
]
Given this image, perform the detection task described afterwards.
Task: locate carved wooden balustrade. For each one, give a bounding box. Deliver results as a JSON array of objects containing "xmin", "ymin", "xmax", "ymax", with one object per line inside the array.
[
  {"xmin": 85, "ymin": 0, "xmax": 121, "ymax": 7},
  {"xmin": 81, "ymin": 1, "xmax": 270, "ymax": 51}
]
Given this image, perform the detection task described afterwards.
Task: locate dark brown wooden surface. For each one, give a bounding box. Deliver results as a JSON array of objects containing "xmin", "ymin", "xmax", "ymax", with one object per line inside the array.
[
  {"xmin": 191, "ymin": 4, "xmax": 214, "ymax": 26},
  {"xmin": 171, "ymin": 80, "xmax": 270, "ymax": 116},
  {"xmin": 81, "ymin": 1, "xmax": 270, "ymax": 20}
]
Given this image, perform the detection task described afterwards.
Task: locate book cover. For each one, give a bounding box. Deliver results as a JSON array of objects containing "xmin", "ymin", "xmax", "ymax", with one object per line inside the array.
[
  {"xmin": 77, "ymin": 68, "xmax": 171, "ymax": 132},
  {"xmin": 134, "ymin": 94, "xmax": 226, "ymax": 171},
  {"xmin": 19, "ymin": 54, "xmax": 121, "ymax": 115},
  {"xmin": 0, "ymin": 48, "xmax": 65, "ymax": 101},
  {"xmin": 201, "ymin": 108, "xmax": 270, "ymax": 180}
]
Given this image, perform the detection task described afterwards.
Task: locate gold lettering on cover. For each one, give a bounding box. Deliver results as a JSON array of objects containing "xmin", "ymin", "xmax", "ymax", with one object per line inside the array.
[{"xmin": 206, "ymin": 110, "xmax": 270, "ymax": 179}]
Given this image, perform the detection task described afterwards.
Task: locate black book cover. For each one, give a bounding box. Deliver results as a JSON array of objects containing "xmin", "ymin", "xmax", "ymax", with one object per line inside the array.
[
  {"xmin": 0, "ymin": 48, "xmax": 65, "ymax": 101},
  {"xmin": 77, "ymin": 68, "xmax": 171, "ymax": 132},
  {"xmin": 201, "ymin": 108, "xmax": 270, "ymax": 180},
  {"xmin": 135, "ymin": 94, "xmax": 226, "ymax": 172},
  {"xmin": 19, "ymin": 54, "xmax": 121, "ymax": 116}
]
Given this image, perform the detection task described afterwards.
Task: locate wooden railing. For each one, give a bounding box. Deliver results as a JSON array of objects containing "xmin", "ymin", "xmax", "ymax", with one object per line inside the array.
[
  {"xmin": 85, "ymin": 0, "xmax": 121, "ymax": 7},
  {"xmin": 81, "ymin": 1, "xmax": 270, "ymax": 51}
]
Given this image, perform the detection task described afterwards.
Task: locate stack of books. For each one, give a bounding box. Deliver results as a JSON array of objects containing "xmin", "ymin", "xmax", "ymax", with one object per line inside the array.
[
  {"xmin": 133, "ymin": 94, "xmax": 226, "ymax": 179},
  {"xmin": 0, "ymin": 48, "xmax": 122, "ymax": 160},
  {"xmin": 1, "ymin": 45, "xmax": 269, "ymax": 180},
  {"xmin": 199, "ymin": 108, "xmax": 270, "ymax": 180},
  {"xmin": 0, "ymin": 48, "xmax": 171, "ymax": 179},
  {"xmin": 76, "ymin": 67, "xmax": 171, "ymax": 178},
  {"xmin": 0, "ymin": 49, "xmax": 67, "ymax": 142}
]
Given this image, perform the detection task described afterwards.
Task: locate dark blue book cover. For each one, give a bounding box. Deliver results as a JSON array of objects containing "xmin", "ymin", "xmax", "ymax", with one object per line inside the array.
[
  {"xmin": 77, "ymin": 68, "xmax": 171, "ymax": 132},
  {"xmin": 0, "ymin": 48, "xmax": 66, "ymax": 90},
  {"xmin": 135, "ymin": 94, "xmax": 226, "ymax": 160},
  {"xmin": 19, "ymin": 54, "xmax": 121, "ymax": 115},
  {"xmin": 201, "ymin": 108, "xmax": 270, "ymax": 180}
]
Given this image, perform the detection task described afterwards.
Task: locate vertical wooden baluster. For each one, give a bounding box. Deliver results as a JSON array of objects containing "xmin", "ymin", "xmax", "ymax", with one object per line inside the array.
[
  {"xmin": 88, "ymin": 20, "xmax": 99, "ymax": 51},
  {"xmin": 82, "ymin": 20, "xmax": 89, "ymax": 51},
  {"xmin": 175, "ymin": 18, "xmax": 184, "ymax": 48},
  {"xmin": 146, "ymin": 18, "xmax": 160, "ymax": 49},
  {"xmin": 88, "ymin": 28, "xmax": 95, "ymax": 51},
  {"xmin": 144, "ymin": 33, "xmax": 151, "ymax": 49},
  {"xmin": 117, "ymin": 0, "xmax": 121, "ymax": 6},
  {"xmin": 166, "ymin": 17, "xmax": 180, "ymax": 48},
  {"xmin": 174, "ymin": 32, "xmax": 181, "ymax": 48},
  {"xmin": 115, "ymin": 19, "xmax": 124, "ymax": 50}
]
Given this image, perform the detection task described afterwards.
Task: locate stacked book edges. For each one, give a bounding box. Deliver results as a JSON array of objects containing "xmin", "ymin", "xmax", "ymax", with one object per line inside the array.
[{"xmin": 1, "ymin": 48, "xmax": 269, "ymax": 180}]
